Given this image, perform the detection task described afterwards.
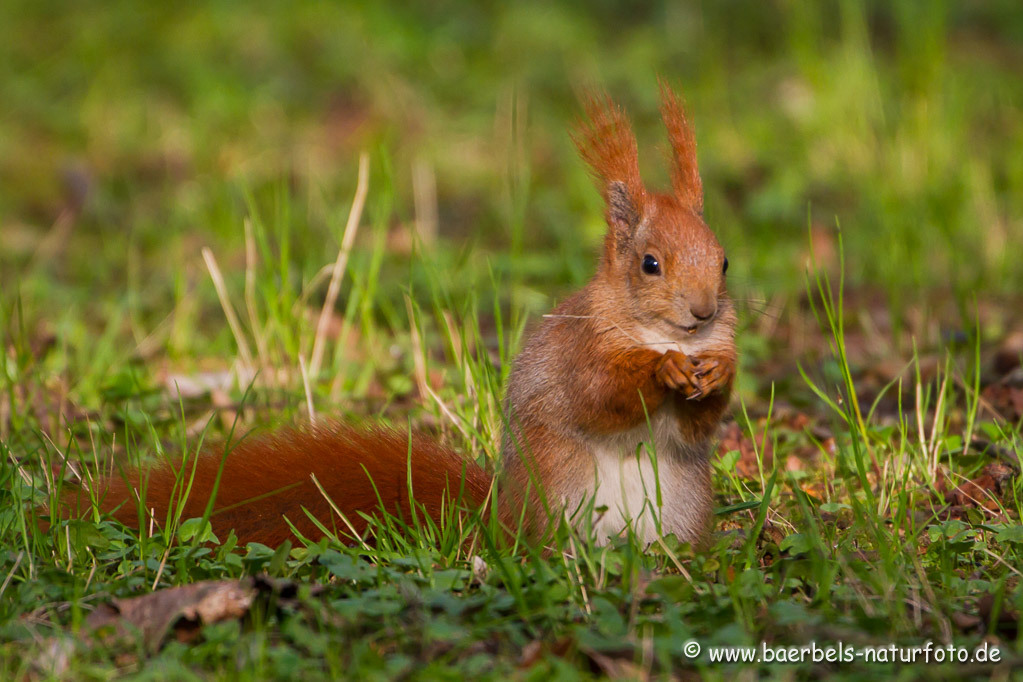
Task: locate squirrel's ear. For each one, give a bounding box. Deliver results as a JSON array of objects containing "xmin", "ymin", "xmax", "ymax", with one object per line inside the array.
[
  {"xmin": 659, "ymin": 81, "xmax": 703, "ymax": 212},
  {"xmin": 606, "ymin": 180, "xmax": 640, "ymax": 250},
  {"xmin": 572, "ymin": 93, "xmax": 646, "ymax": 250}
]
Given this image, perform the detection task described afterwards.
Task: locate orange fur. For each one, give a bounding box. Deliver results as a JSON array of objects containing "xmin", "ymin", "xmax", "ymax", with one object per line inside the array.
[
  {"xmin": 573, "ymin": 92, "xmax": 645, "ymax": 206},
  {"xmin": 502, "ymin": 87, "xmax": 735, "ymax": 542},
  {"xmin": 74, "ymin": 425, "xmax": 492, "ymax": 547},
  {"xmin": 69, "ymin": 86, "xmax": 737, "ymax": 549},
  {"xmin": 659, "ymin": 80, "xmax": 703, "ymax": 211}
]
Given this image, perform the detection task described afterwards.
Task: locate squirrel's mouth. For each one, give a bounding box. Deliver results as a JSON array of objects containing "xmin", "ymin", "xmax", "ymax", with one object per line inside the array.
[
  {"xmin": 667, "ymin": 316, "xmax": 714, "ymax": 336},
  {"xmin": 671, "ymin": 323, "xmax": 698, "ymax": 335}
]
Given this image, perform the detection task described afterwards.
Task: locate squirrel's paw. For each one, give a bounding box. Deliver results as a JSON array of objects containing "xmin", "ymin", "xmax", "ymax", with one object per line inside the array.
[
  {"xmin": 690, "ymin": 351, "xmax": 735, "ymax": 398},
  {"xmin": 655, "ymin": 350, "xmax": 702, "ymax": 399}
]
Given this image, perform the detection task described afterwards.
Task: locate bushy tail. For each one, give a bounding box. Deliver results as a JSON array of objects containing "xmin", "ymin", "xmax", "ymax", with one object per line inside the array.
[{"xmin": 68, "ymin": 423, "xmax": 494, "ymax": 547}]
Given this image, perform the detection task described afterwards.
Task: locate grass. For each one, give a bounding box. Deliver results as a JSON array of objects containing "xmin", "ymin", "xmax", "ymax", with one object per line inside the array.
[{"xmin": 2, "ymin": 0, "xmax": 1022, "ymax": 678}]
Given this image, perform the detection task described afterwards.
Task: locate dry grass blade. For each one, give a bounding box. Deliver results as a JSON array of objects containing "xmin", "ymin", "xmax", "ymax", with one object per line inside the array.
[
  {"xmin": 243, "ymin": 218, "xmax": 269, "ymax": 364},
  {"xmin": 202, "ymin": 247, "xmax": 254, "ymax": 368},
  {"xmin": 298, "ymin": 354, "xmax": 316, "ymax": 424},
  {"xmin": 405, "ymin": 296, "xmax": 471, "ymax": 442},
  {"xmin": 310, "ymin": 152, "xmax": 370, "ymax": 379},
  {"xmin": 412, "ymin": 158, "xmax": 438, "ymax": 245},
  {"xmin": 0, "ymin": 552, "xmax": 23, "ymax": 601}
]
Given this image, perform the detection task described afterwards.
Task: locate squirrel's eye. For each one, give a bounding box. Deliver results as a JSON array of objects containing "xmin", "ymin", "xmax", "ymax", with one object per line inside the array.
[
  {"xmin": 722, "ymin": 257, "xmax": 729, "ymax": 275},
  {"xmin": 641, "ymin": 254, "xmax": 661, "ymax": 276}
]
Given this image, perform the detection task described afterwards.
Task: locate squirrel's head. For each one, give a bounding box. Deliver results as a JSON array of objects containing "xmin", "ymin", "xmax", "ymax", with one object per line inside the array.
[{"xmin": 573, "ymin": 83, "xmax": 729, "ymax": 339}]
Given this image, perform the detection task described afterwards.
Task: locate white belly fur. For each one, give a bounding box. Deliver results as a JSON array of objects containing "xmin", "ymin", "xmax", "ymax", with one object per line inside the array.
[
  {"xmin": 574, "ymin": 404, "xmax": 710, "ymax": 545},
  {"xmin": 632, "ymin": 321, "xmax": 733, "ymax": 357}
]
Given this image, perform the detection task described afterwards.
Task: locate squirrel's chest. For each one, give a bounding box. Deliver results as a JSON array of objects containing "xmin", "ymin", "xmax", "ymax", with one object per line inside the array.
[{"xmin": 580, "ymin": 405, "xmax": 711, "ymax": 545}]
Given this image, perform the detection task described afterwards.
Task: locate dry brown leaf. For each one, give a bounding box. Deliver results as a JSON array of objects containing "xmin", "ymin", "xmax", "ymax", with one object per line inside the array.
[
  {"xmin": 86, "ymin": 580, "xmax": 256, "ymax": 651},
  {"xmin": 937, "ymin": 463, "xmax": 1013, "ymax": 513},
  {"xmin": 981, "ymin": 381, "xmax": 1023, "ymax": 421}
]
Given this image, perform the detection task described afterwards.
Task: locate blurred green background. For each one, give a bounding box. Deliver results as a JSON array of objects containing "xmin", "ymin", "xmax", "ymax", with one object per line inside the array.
[
  {"xmin": 2, "ymin": 0, "xmax": 1021, "ymax": 365},
  {"xmin": 4, "ymin": 4, "xmax": 1022, "ymax": 675}
]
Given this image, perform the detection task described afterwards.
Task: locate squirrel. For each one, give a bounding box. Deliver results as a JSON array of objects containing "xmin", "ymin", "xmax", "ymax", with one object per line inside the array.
[{"xmin": 70, "ymin": 85, "xmax": 736, "ymax": 550}]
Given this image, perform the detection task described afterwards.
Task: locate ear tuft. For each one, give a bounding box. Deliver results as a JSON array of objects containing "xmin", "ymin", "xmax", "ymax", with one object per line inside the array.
[
  {"xmin": 572, "ymin": 92, "xmax": 647, "ymax": 255},
  {"xmin": 659, "ymin": 80, "xmax": 703, "ymax": 211}
]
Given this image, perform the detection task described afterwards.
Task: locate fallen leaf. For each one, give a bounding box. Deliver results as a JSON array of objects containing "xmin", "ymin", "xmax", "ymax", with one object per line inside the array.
[
  {"xmin": 981, "ymin": 369, "xmax": 1023, "ymax": 421},
  {"xmin": 937, "ymin": 463, "xmax": 1013, "ymax": 513},
  {"xmin": 86, "ymin": 580, "xmax": 256, "ymax": 651}
]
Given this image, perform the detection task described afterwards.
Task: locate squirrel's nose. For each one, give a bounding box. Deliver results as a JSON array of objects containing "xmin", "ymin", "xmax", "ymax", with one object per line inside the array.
[{"xmin": 689, "ymin": 296, "xmax": 717, "ymax": 322}]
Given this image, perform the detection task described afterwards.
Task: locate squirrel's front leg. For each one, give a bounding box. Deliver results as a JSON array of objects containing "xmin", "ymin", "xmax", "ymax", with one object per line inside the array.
[
  {"xmin": 655, "ymin": 348, "xmax": 735, "ymax": 401},
  {"xmin": 690, "ymin": 349, "xmax": 736, "ymax": 398},
  {"xmin": 656, "ymin": 347, "xmax": 735, "ymax": 443},
  {"xmin": 655, "ymin": 350, "xmax": 703, "ymax": 399}
]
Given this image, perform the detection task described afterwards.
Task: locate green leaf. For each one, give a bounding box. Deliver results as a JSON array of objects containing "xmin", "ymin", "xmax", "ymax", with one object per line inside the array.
[
  {"xmin": 646, "ymin": 575, "xmax": 695, "ymax": 602},
  {"xmin": 714, "ymin": 449, "xmax": 741, "ymax": 473},
  {"xmin": 715, "ymin": 499, "xmax": 761, "ymax": 515},
  {"xmin": 177, "ymin": 517, "xmax": 219, "ymax": 544},
  {"xmin": 994, "ymin": 525, "xmax": 1023, "ymax": 545},
  {"xmin": 320, "ymin": 551, "xmax": 376, "ymax": 583},
  {"xmin": 268, "ymin": 540, "xmax": 293, "ymax": 575},
  {"xmin": 780, "ymin": 533, "xmax": 812, "ymax": 556},
  {"xmin": 769, "ymin": 599, "xmax": 818, "ymax": 626}
]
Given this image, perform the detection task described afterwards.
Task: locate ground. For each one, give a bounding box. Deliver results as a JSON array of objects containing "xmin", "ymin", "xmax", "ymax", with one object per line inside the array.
[{"xmin": 1, "ymin": 1, "xmax": 1022, "ymax": 679}]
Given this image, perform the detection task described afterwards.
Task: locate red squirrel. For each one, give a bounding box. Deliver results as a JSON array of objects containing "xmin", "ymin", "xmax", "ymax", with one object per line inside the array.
[{"xmin": 77, "ymin": 85, "xmax": 736, "ymax": 549}]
